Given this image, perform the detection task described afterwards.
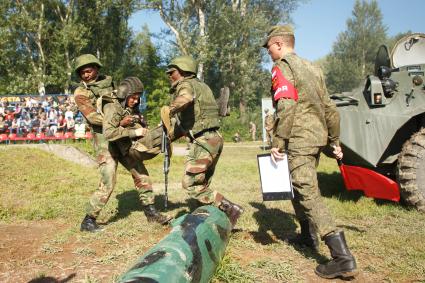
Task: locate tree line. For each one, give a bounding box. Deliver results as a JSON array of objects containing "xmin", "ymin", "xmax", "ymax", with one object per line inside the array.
[{"xmin": 0, "ymin": 0, "xmax": 413, "ymax": 125}]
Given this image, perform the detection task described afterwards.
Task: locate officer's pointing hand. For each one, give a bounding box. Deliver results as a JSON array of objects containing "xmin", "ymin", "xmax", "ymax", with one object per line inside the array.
[
  {"xmin": 270, "ymin": 147, "xmax": 284, "ymax": 164},
  {"xmin": 134, "ymin": 127, "xmax": 147, "ymax": 137}
]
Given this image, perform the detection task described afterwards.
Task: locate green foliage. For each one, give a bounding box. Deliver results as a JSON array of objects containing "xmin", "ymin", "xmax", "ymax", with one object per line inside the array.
[
  {"xmin": 324, "ymin": 0, "xmax": 387, "ymax": 93},
  {"xmin": 220, "ymin": 108, "xmax": 262, "ymax": 142}
]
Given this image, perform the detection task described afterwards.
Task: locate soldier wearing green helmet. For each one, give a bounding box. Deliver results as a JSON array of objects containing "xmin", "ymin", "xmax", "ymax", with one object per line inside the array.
[
  {"xmin": 101, "ymin": 76, "xmax": 171, "ymax": 225},
  {"xmin": 73, "ymin": 53, "xmax": 117, "ymax": 232},
  {"xmin": 163, "ymin": 55, "xmax": 243, "ymax": 228}
]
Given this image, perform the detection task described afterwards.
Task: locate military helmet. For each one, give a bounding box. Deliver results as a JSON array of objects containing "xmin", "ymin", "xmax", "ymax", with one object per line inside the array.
[
  {"xmin": 167, "ymin": 55, "xmax": 197, "ymax": 74},
  {"xmin": 74, "ymin": 54, "xmax": 103, "ymax": 74},
  {"xmin": 116, "ymin": 77, "xmax": 144, "ymax": 100}
]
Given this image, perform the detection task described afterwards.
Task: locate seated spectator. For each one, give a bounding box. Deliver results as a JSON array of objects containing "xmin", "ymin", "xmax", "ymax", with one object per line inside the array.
[
  {"xmin": 0, "ymin": 116, "xmax": 6, "ymax": 133},
  {"xmin": 65, "ymin": 116, "xmax": 75, "ymax": 133},
  {"xmin": 74, "ymin": 117, "xmax": 86, "ymax": 139},
  {"xmin": 64, "ymin": 106, "xmax": 74, "ymax": 121},
  {"xmin": 57, "ymin": 114, "xmax": 66, "ymax": 132},
  {"xmin": 21, "ymin": 116, "xmax": 32, "ymax": 134},
  {"xmin": 31, "ymin": 116, "xmax": 40, "ymax": 133},
  {"xmin": 48, "ymin": 117, "xmax": 58, "ymax": 136},
  {"xmin": 10, "ymin": 118, "xmax": 19, "ymax": 134},
  {"xmin": 39, "ymin": 115, "xmax": 49, "ymax": 134}
]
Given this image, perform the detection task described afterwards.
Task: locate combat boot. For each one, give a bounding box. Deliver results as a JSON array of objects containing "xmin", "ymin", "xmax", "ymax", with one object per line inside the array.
[
  {"xmin": 80, "ymin": 214, "xmax": 101, "ymax": 232},
  {"xmin": 287, "ymin": 219, "xmax": 319, "ymax": 252},
  {"xmin": 315, "ymin": 231, "xmax": 358, "ymax": 279},
  {"xmin": 143, "ymin": 205, "xmax": 172, "ymax": 225},
  {"xmin": 218, "ymin": 198, "xmax": 244, "ymax": 229}
]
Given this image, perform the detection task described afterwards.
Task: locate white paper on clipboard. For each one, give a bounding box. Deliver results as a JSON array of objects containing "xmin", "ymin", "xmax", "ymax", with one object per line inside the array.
[{"xmin": 257, "ymin": 153, "xmax": 294, "ymax": 200}]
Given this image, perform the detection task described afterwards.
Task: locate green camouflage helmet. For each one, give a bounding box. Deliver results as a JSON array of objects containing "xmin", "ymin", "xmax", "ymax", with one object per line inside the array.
[
  {"xmin": 116, "ymin": 77, "xmax": 144, "ymax": 100},
  {"xmin": 167, "ymin": 55, "xmax": 197, "ymax": 74},
  {"xmin": 74, "ymin": 54, "xmax": 103, "ymax": 74}
]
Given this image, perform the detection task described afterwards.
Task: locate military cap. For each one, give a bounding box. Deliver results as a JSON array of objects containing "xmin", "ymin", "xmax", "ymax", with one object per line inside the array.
[{"xmin": 262, "ymin": 25, "xmax": 294, "ymax": 48}]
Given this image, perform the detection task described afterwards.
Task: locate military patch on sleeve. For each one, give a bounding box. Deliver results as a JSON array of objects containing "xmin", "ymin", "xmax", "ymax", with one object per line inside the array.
[{"xmin": 271, "ymin": 66, "xmax": 298, "ymax": 102}]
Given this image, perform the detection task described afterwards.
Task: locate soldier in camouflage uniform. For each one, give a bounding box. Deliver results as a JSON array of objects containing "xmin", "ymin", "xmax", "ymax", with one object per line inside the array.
[
  {"xmin": 263, "ymin": 26, "xmax": 358, "ymax": 279},
  {"xmin": 163, "ymin": 55, "xmax": 243, "ymax": 228},
  {"xmin": 101, "ymin": 77, "xmax": 171, "ymax": 225},
  {"xmin": 74, "ymin": 55, "xmax": 168, "ymax": 232},
  {"xmin": 264, "ymin": 108, "xmax": 274, "ymax": 146}
]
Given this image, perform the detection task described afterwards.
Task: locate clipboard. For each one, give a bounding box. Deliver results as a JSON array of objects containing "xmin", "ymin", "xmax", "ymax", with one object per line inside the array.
[{"xmin": 257, "ymin": 153, "xmax": 294, "ymax": 201}]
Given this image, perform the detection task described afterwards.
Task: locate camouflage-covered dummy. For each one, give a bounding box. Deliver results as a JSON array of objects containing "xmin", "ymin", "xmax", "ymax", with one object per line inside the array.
[
  {"xmin": 101, "ymin": 77, "xmax": 171, "ymax": 225},
  {"xmin": 264, "ymin": 25, "xmax": 357, "ymax": 279},
  {"xmin": 165, "ymin": 55, "xmax": 243, "ymax": 228},
  {"xmin": 73, "ymin": 54, "xmax": 117, "ymax": 232}
]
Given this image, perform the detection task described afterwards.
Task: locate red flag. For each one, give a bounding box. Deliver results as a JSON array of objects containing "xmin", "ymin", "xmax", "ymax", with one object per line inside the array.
[{"xmin": 338, "ymin": 161, "xmax": 400, "ymax": 202}]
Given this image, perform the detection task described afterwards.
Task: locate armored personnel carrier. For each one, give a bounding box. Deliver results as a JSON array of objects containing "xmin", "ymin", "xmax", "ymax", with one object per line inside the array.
[{"xmin": 331, "ymin": 33, "xmax": 425, "ymax": 212}]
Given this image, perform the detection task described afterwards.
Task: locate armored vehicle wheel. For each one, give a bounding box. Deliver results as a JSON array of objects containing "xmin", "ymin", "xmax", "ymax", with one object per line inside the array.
[{"xmin": 397, "ymin": 128, "xmax": 425, "ymax": 212}]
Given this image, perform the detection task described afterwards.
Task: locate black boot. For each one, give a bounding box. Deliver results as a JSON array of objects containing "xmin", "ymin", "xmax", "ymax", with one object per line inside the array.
[
  {"xmin": 315, "ymin": 231, "xmax": 358, "ymax": 279},
  {"xmin": 218, "ymin": 198, "xmax": 244, "ymax": 229},
  {"xmin": 143, "ymin": 205, "xmax": 172, "ymax": 225},
  {"xmin": 287, "ymin": 219, "xmax": 319, "ymax": 251},
  {"xmin": 80, "ymin": 214, "xmax": 101, "ymax": 232}
]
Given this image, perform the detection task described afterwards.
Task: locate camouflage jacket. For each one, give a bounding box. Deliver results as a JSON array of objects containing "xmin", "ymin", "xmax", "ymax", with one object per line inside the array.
[
  {"xmin": 74, "ymin": 75, "xmax": 114, "ymax": 133},
  {"xmin": 169, "ymin": 75, "xmax": 220, "ymax": 136},
  {"xmin": 103, "ymin": 100, "xmax": 142, "ymax": 156},
  {"xmin": 271, "ymin": 53, "xmax": 340, "ymax": 150}
]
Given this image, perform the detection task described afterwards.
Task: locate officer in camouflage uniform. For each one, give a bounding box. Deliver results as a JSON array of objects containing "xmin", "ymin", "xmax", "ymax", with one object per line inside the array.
[
  {"xmin": 164, "ymin": 55, "xmax": 243, "ymax": 228},
  {"xmin": 101, "ymin": 77, "xmax": 171, "ymax": 225},
  {"xmin": 263, "ymin": 26, "xmax": 358, "ymax": 279}
]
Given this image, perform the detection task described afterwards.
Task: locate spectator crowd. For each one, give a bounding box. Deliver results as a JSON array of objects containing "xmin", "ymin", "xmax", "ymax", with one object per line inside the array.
[{"xmin": 0, "ymin": 95, "xmax": 88, "ymax": 139}]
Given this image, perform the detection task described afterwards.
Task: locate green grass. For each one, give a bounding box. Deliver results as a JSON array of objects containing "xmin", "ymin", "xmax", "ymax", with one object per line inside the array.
[{"xmin": 0, "ymin": 144, "xmax": 424, "ymax": 282}]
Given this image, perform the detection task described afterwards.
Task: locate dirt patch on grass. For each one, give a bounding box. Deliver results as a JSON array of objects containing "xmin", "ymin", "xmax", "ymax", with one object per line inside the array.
[{"xmin": 0, "ymin": 220, "xmax": 171, "ymax": 282}]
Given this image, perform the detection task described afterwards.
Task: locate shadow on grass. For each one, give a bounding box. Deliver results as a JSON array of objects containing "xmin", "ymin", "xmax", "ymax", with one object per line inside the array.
[
  {"xmin": 249, "ymin": 202, "xmax": 297, "ymax": 245},
  {"xmin": 249, "ymin": 202, "xmax": 329, "ymax": 263},
  {"xmin": 105, "ymin": 190, "xmax": 189, "ymax": 224},
  {"xmin": 27, "ymin": 273, "xmax": 75, "ymax": 283}
]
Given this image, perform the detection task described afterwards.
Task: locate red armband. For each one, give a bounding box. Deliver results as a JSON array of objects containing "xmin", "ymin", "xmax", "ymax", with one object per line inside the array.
[{"xmin": 271, "ymin": 66, "xmax": 298, "ymax": 102}]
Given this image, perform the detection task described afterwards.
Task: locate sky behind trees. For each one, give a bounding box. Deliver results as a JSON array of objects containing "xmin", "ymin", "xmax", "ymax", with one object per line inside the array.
[{"xmin": 130, "ymin": 0, "xmax": 425, "ymax": 61}]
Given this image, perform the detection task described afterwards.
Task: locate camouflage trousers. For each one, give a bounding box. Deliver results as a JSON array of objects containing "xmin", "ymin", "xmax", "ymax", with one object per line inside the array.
[
  {"xmin": 288, "ymin": 147, "xmax": 337, "ymax": 237},
  {"xmin": 86, "ymin": 132, "xmax": 154, "ymax": 218},
  {"xmin": 182, "ymin": 131, "xmax": 224, "ymax": 204}
]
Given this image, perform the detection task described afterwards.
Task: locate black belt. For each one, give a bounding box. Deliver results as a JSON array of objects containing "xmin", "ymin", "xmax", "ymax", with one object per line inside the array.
[{"xmin": 192, "ymin": 127, "xmax": 219, "ymax": 139}]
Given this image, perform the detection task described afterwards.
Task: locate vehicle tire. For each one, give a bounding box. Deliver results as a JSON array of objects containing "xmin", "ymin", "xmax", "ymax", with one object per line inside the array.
[{"xmin": 397, "ymin": 128, "xmax": 425, "ymax": 212}]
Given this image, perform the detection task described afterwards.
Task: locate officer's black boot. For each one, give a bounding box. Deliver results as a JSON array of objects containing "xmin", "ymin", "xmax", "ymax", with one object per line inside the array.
[
  {"xmin": 143, "ymin": 205, "xmax": 172, "ymax": 225},
  {"xmin": 218, "ymin": 198, "xmax": 244, "ymax": 229},
  {"xmin": 287, "ymin": 219, "xmax": 319, "ymax": 252},
  {"xmin": 315, "ymin": 231, "xmax": 358, "ymax": 279},
  {"xmin": 80, "ymin": 214, "xmax": 101, "ymax": 232}
]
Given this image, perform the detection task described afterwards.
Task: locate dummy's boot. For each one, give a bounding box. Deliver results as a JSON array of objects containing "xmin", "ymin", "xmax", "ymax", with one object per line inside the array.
[
  {"xmin": 143, "ymin": 205, "xmax": 172, "ymax": 225},
  {"xmin": 80, "ymin": 214, "xmax": 101, "ymax": 232},
  {"xmin": 218, "ymin": 198, "xmax": 244, "ymax": 229},
  {"xmin": 287, "ymin": 219, "xmax": 319, "ymax": 251},
  {"xmin": 315, "ymin": 231, "xmax": 358, "ymax": 279}
]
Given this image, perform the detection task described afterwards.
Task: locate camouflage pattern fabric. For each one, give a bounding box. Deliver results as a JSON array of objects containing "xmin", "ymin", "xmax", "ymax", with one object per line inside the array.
[
  {"xmin": 271, "ymin": 53, "xmax": 340, "ymax": 151},
  {"xmin": 288, "ymin": 147, "xmax": 337, "ymax": 237},
  {"xmin": 85, "ymin": 133, "xmax": 155, "ymax": 217},
  {"xmin": 86, "ymin": 131, "xmax": 118, "ymax": 217},
  {"xmin": 182, "ymin": 131, "xmax": 223, "ymax": 204},
  {"xmin": 271, "ymin": 53, "xmax": 340, "ymax": 237}
]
